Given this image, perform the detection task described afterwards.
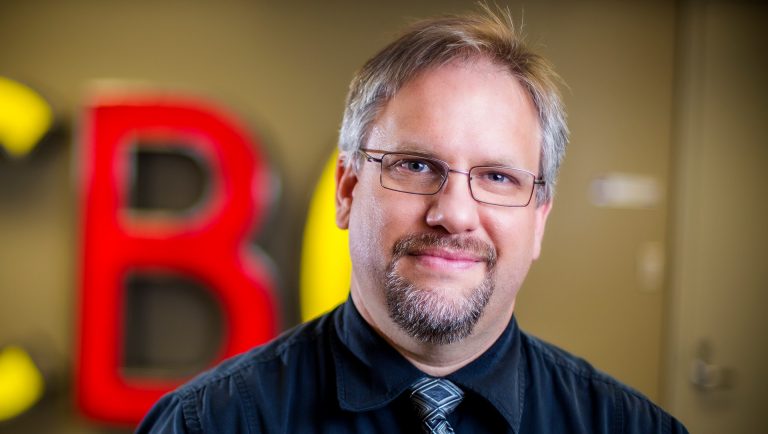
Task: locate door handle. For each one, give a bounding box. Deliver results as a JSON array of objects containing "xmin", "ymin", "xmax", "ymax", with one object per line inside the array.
[{"xmin": 689, "ymin": 340, "xmax": 733, "ymax": 391}]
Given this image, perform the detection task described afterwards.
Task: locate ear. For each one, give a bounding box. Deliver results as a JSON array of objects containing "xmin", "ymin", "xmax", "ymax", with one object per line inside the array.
[
  {"xmin": 531, "ymin": 200, "xmax": 553, "ymax": 260},
  {"xmin": 335, "ymin": 157, "xmax": 358, "ymax": 229}
]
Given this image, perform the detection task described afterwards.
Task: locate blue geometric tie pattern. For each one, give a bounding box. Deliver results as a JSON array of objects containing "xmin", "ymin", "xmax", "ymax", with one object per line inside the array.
[{"xmin": 409, "ymin": 377, "xmax": 464, "ymax": 434}]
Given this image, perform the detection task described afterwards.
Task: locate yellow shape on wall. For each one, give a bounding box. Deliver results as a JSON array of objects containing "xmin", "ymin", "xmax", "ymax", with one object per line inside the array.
[
  {"xmin": 300, "ymin": 150, "xmax": 351, "ymax": 321},
  {"xmin": 0, "ymin": 346, "xmax": 44, "ymax": 421},
  {"xmin": 0, "ymin": 77, "xmax": 53, "ymax": 158}
]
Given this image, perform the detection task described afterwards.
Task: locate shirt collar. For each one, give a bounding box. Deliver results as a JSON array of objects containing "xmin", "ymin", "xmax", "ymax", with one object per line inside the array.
[
  {"xmin": 446, "ymin": 313, "xmax": 525, "ymax": 432},
  {"xmin": 332, "ymin": 298, "xmax": 424, "ymax": 411},
  {"xmin": 332, "ymin": 298, "xmax": 525, "ymax": 431}
]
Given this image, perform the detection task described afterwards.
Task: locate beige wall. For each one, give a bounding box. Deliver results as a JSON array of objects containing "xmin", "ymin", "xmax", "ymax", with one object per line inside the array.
[{"xmin": 0, "ymin": 1, "xmax": 682, "ymax": 431}]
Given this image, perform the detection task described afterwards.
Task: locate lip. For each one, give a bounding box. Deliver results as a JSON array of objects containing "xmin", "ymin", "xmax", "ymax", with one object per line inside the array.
[{"xmin": 408, "ymin": 248, "xmax": 485, "ymax": 270}]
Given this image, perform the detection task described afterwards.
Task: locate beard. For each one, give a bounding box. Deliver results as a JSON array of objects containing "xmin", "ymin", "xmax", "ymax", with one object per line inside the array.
[{"xmin": 384, "ymin": 233, "xmax": 497, "ymax": 345}]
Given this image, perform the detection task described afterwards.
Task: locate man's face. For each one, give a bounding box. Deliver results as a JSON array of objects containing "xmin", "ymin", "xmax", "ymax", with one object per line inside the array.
[{"xmin": 336, "ymin": 58, "xmax": 551, "ymax": 345}]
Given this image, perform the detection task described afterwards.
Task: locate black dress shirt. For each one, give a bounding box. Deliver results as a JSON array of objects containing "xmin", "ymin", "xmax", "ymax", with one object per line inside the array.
[{"xmin": 136, "ymin": 298, "xmax": 688, "ymax": 433}]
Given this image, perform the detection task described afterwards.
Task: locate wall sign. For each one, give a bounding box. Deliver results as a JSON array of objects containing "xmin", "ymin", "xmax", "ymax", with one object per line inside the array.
[
  {"xmin": 0, "ymin": 76, "xmax": 52, "ymax": 159},
  {"xmin": 76, "ymin": 95, "xmax": 278, "ymax": 424}
]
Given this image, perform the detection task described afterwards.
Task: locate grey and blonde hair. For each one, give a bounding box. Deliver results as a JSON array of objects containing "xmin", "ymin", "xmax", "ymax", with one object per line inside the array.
[{"xmin": 338, "ymin": 7, "xmax": 568, "ymax": 204}]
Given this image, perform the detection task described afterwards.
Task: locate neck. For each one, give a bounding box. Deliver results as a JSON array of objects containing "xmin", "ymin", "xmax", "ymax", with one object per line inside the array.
[{"xmin": 351, "ymin": 287, "xmax": 514, "ymax": 377}]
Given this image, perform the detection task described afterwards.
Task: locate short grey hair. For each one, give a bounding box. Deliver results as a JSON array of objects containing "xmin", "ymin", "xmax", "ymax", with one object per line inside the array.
[{"xmin": 338, "ymin": 6, "xmax": 568, "ymax": 204}]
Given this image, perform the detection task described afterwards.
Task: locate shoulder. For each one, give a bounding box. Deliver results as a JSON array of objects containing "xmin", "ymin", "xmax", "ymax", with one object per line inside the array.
[
  {"xmin": 521, "ymin": 331, "xmax": 617, "ymax": 386},
  {"xmin": 136, "ymin": 311, "xmax": 337, "ymax": 433},
  {"xmin": 181, "ymin": 309, "xmax": 333, "ymax": 394},
  {"xmin": 520, "ymin": 332, "xmax": 688, "ymax": 434}
]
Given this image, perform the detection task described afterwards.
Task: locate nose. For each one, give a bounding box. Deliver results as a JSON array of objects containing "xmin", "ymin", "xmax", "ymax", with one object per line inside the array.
[{"xmin": 425, "ymin": 171, "xmax": 480, "ymax": 234}]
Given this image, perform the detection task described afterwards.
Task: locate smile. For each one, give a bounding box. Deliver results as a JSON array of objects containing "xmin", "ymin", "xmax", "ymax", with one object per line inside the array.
[{"xmin": 408, "ymin": 249, "xmax": 486, "ymax": 270}]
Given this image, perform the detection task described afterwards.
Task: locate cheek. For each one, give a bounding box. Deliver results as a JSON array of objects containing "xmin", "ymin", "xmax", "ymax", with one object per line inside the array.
[
  {"xmin": 348, "ymin": 190, "xmax": 431, "ymax": 269},
  {"xmin": 490, "ymin": 230, "xmax": 536, "ymax": 303},
  {"xmin": 486, "ymin": 214, "xmax": 539, "ymax": 269},
  {"xmin": 347, "ymin": 187, "xmax": 392, "ymax": 270}
]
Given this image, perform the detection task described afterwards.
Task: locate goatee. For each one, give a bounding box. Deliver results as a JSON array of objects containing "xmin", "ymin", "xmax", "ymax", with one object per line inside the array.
[{"xmin": 385, "ymin": 233, "xmax": 497, "ymax": 345}]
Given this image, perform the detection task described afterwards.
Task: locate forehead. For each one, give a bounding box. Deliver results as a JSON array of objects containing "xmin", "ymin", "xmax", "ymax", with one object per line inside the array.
[{"xmin": 369, "ymin": 58, "xmax": 541, "ymax": 168}]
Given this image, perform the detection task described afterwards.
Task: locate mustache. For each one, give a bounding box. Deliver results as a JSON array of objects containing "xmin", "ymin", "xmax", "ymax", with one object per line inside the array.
[{"xmin": 391, "ymin": 233, "xmax": 497, "ymax": 269}]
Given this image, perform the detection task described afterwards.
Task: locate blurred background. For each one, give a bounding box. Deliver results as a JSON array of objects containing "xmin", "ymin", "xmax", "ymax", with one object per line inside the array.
[{"xmin": 0, "ymin": 0, "xmax": 765, "ymax": 433}]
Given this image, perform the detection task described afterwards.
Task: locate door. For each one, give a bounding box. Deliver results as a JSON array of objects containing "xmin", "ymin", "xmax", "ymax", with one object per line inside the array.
[{"xmin": 667, "ymin": 2, "xmax": 768, "ymax": 433}]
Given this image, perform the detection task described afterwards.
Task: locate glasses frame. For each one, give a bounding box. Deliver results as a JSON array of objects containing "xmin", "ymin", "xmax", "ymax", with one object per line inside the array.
[{"xmin": 358, "ymin": 148, "xmax": 545, "ymax": 207}]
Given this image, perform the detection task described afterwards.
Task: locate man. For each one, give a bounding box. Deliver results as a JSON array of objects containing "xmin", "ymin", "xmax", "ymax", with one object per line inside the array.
[{"xmin": 138, "ymin": 8, "xmax": 688, "ymax": 433}]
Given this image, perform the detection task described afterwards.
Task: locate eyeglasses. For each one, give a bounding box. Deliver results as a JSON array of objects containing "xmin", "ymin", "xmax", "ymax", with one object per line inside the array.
[{"xmin": 359, "ymin": 148, "xmax": 545, "ymax": 207}]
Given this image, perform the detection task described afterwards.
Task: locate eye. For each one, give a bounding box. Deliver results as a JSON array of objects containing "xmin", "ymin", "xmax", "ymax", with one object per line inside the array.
[
  {"xmin": 472, "ymin": 168, "xmax": 532, "ymax": 192},
  {"xmin": 482, "ymin": 171, "xmax": 520, "ymax": 185},
  {"xmin": 399, "ymin": 159, "xmax": 432, "ymax": 173},
  {"xmin": 387, "ymin": 157, "xmax": 438, "ymax": 174}
]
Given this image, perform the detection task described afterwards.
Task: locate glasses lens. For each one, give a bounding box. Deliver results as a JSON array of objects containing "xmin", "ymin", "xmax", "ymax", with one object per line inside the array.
[
  {"xmin": 380, "ymin": 153, "xmax": 445, "ymax": 194},
  {"xmin": 470, "ymin": 167, "xmax": 535, "ymax": 206}
]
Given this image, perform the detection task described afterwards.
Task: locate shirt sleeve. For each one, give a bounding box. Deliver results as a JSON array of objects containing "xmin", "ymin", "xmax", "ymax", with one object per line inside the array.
[
  {"xmin": 617, "ymin": 388, "xmax": 689, "ymax": 434},
  {"xmin": 135, "ymin": 392, "xmax": 200, "ymax": 434},
  {"xmin": 669, "ymin": 416, "xmax": 690, "ymax": 434}
]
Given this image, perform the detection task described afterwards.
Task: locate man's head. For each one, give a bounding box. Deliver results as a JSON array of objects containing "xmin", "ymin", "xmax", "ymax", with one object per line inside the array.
[
  {"xmin": 335, "ymin": 8, "xmax": 568, "ymax": 349},
  {"xmin": 339, "ymin": 7, "xmax": 568, "ymax": 205}
]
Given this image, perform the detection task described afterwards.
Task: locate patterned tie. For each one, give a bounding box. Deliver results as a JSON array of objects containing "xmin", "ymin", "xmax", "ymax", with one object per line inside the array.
[{"xmin": 409, "ymin": 377, "xmax": 464, "ymax": 434}]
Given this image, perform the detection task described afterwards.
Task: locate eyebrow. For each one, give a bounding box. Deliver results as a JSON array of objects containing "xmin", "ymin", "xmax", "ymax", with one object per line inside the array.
[
  {"xmin": 387, "ymin": 145, "xmax": 439, "ymax": 159},
  {"xmin": 386, "ymin": 143, "xmax": 528, "ymax": 169}
]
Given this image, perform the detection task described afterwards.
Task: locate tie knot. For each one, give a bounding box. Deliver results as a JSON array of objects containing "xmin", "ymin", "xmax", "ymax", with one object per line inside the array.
[{"xmin": 409, "ymin": 377, "xmax": 464, "ymax": 433}]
